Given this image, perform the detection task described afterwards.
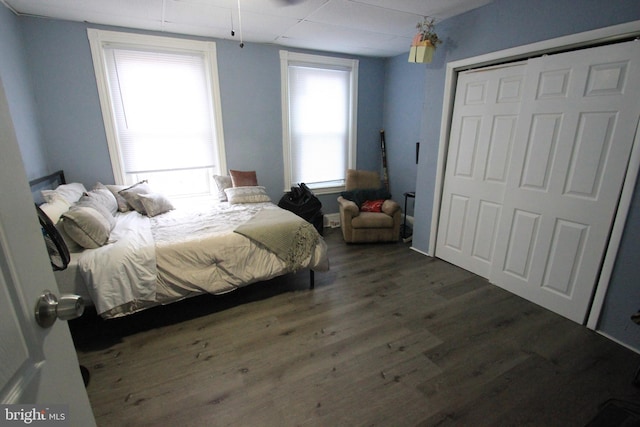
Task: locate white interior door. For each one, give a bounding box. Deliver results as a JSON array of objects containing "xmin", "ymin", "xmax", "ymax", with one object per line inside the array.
[
  {"xmin": 0, "ymin": 77, "xmax": 96, "ymax": 425},
  {"xmin": 436, "ymin": 63, "xmax": 525, "ymax": 277},
  {"xmin": 491, "ymin": 40, "xmax": 640, "ymax": 323}
]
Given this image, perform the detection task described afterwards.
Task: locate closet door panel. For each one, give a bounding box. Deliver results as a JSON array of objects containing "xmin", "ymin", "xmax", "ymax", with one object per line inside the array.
[
  {"xmin": 490, "ymin": 40, "xmax": 640, "ymax": 323},
  {"xmin": 436, "ymin": 64, "xmax": 525, "ymax": 278}
]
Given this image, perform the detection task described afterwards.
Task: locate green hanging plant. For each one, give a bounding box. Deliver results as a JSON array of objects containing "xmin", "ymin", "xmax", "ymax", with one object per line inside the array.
[
  {"xmin": 409, "ymin": 17, "xmax": 441, "ymax": 63},
  {"xmin": 415, "ymin": 17, "xmax": 442, "ymax": 47}
]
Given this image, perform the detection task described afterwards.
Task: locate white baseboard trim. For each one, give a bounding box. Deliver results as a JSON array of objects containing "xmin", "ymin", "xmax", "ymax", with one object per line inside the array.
[
  {"xmin": 410, "ymin": 246, "xmax": 431, "ymax": 257},
  {"xmin": 323, "ymin": 212, "xmax": 341, "ymax": 228},
  {"xmin": 596, "ymin": 331, "xmax": 640, "ymax": 355}
]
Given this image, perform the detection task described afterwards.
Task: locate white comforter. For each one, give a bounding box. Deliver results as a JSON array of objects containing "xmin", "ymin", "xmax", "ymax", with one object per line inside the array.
[
  {"xmin": 77, "ymin": 201, "xmax": 328, "ymax": 318},
  {"xmin": 78, "ymin": 210, "xmax": 157, "ymax": 317}
]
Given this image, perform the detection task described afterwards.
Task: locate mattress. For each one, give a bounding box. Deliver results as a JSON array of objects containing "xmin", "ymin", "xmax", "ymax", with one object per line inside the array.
[{"xmin": 53, "ymin": 252, "xmax": 92, "ymax": 304}]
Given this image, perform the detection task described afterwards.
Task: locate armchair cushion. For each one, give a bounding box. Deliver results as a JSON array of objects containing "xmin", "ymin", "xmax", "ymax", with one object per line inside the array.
[{"xmin": 352, "ymin": 211, "xmax": 395, "ymax": 228}]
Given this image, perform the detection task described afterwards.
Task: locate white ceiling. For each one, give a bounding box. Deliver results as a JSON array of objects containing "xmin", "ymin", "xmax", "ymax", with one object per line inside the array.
[{"xmin": 3, "ymin": 0, "xmax": 493, "ymax": 57}]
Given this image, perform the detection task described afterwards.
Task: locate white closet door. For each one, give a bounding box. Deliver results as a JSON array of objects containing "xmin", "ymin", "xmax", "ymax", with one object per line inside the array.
[
  {"xmin": 490, "ymin": 40, "xmax": 640, "ymax": 323},
  {"xmin": 436, "ymin": 64, "xmax": 525, "ymax": 277}
]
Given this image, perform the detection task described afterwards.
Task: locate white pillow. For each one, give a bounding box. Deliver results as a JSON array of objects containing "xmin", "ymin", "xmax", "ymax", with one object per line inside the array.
[
  {"xmin": 55, "ymin": 222, "xmax": 83, "ymax": 253},
  {"xmin": 213, "ymin": 175, "xmax": 232, "ymax": 202},
  {"xmin": 38, "ymin": 197, "xmax": 82, "ymax": 252},
  {"xmin": 119, "ymin": 182, "xmax": 153, "ymax": 214},
  {"xmin": 224, "ymin": 186, "xmax": 271, "ymax": 204},
  {"xmin": 39, "ymin": 196, "xmax": 71, "ymax": 224},
  {"xmin": 61, "ymin": 206, "xmax": 111, "ymax": 249},
  {"xmin": 105, "ymin": 184, "xmax": 130, "ymax": 212},
  {"xmin": 41, "ymin": 182, "xmax": 87, "ymax": 204},
  {"xmin": 139, "ymin": 193, "xmax": 174, "ymax": 217},
  {"xmin": 76, "ymin": 196, "xmax": 116, "ymax": 230},
  {"xmin": 86, "ymin": 183, "xmax": 118, "ymax": 215}
]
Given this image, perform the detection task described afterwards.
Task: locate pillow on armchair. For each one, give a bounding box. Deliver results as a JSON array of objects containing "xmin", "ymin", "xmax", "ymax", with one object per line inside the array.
[
  {"xmin": 360, "ymin": 199, "xmax": 385, "ymax": 212},
  {"xmin": 340, "ymin": 188, "xmax": 392, "ymax": 208}
]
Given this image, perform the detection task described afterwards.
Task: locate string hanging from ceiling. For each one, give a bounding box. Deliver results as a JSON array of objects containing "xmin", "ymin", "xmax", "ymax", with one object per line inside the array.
[
  {"xmin": 230, "ymin": 9, "xmax": 234, "ymax": 36},
  {"xmin": 237, "ymin": 0, "xmax": 244, "ymax": 48}
]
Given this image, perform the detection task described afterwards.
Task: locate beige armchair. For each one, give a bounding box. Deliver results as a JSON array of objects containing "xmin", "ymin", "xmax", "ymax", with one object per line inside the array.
[{"xmin": 337, "ymin": 169, "xmax": 402, "ymax": 243}]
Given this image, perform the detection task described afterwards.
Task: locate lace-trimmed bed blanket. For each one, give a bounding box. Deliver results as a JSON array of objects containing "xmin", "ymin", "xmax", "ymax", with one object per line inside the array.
[{"xmin": 234, "ymin": 208, "xmax": 319, "ymax": 272}]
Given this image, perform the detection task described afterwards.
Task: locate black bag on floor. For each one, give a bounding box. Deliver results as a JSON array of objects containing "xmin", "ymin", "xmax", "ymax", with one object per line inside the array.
[{"xmin": 278, "ymin": 183, "xmax": 322, "ymax": 222}]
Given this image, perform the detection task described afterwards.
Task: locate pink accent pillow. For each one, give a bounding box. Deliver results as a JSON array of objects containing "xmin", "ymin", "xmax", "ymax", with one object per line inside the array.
[
  {"xmin": 229, "ymin": 170, "xmax": 258, "ymax": 187},
  {"xmin": 360, "ymin": 199, "xmax": 384, "ymax": 213}
]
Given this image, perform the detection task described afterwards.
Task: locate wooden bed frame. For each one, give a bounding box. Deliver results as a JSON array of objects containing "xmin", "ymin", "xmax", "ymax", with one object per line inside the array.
[{"xmin": 30, "ymin": 170, "xmax": 316, "ymax": 316}]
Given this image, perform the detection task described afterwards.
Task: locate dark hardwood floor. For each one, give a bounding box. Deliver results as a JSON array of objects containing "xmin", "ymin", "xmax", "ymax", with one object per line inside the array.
[{"xmin": 71, "ymin": 228, "xmax": 640, "ymax": 426}]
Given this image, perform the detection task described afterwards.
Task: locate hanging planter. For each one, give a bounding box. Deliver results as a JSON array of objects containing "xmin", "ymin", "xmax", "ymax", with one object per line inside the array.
[
  {"xmin": 409, "ymin": 34, "xmax": 436, "ymax": 63},
  {"xmin": 408, "ymin": 17, "xmax": 442, "ymax": 64}
]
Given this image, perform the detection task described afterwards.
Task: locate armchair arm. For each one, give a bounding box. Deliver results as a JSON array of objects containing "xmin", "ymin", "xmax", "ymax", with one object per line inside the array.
[
  {"xmin": 382, "ymin": 199, "xmax": 401, "ymax": 217},
  {"xmin": 337, "ymin": 196, "xmax": 359, "ymax": 242},
  {"xmin": 337, "ymin": 196, "xmax": 360, "ymax": 218}
]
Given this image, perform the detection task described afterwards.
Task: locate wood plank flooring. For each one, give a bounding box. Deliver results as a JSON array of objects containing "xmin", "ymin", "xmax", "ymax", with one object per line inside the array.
[{"xmin": 70, "ymin": 228, "xmax": 640, "ymax": 426}]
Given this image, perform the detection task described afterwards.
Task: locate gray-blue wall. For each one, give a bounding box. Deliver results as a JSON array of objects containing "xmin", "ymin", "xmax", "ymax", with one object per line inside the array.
[
  {"xmin": 0, "ymin": 5, "xmax": 48, "ymax": 180},
  {"xmin": 387, "ymin": 0, "xmax": 640, "ymax": 349},
  {"xmin": 15, "ymin": 16, "xmax": 385, "ymax": 212},
  {"xmin": 381, "ymin": 55, "xmax": 426, "ymax": 217}
]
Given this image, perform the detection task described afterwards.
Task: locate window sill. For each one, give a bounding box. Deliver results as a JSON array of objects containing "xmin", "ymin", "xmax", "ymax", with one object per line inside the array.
[{"xmin": 307, "ymin": 185, "xmax": 345, "ymax": 196}]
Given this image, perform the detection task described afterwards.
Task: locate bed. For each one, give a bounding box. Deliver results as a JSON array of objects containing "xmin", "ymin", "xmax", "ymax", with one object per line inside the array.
[{"xmin": 31, "ymin": 170, "xmax": 329, "ymax": 319}]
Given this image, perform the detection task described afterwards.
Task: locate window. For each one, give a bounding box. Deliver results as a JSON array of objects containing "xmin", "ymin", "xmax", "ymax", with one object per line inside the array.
[
  {"xmin": 280, "ymin": 51, "xmax": 358, "ymax": 193},
  {"xmin": 88, "ymin": 29, "xmax": 226, "ymax": 199}
]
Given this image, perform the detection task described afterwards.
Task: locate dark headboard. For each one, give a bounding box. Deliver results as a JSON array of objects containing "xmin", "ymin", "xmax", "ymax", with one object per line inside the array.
[{"xmin": 29, "ymin": 170, "xmax": 66, "ymax": 205}]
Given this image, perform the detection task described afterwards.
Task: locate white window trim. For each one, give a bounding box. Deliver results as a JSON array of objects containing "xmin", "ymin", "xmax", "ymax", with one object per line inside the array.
[
  {"xmin": 279, "ymin": 50, "xmax": 358, "ymax": 194},
  {"xmin": 87, "ymin": 29, "xmax": 227, "ymax": 185}
]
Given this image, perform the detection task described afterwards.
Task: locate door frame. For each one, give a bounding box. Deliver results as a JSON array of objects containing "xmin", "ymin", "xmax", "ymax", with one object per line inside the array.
[{"xmin": 429, "ymin": 20, "xmax": 640, "ymax": 329}]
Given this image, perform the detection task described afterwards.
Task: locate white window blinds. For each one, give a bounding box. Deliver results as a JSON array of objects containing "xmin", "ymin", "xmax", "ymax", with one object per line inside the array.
[
  {"xmin": 280, "ymin": 50, "xmax": 358, "ymax": 192},
  {"xmin": 104, "ymin": 47, "xmax": 218, "ymax": 174},
  {"xmin": 288, "ymin": 64, "xmax": 351, "ymax": 187}
]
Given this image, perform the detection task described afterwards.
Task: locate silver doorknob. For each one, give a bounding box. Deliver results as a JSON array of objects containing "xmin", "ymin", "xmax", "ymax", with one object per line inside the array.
[{"xmin": 35, "ymin": 290, "xmax": 85, "ymax": 328}]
